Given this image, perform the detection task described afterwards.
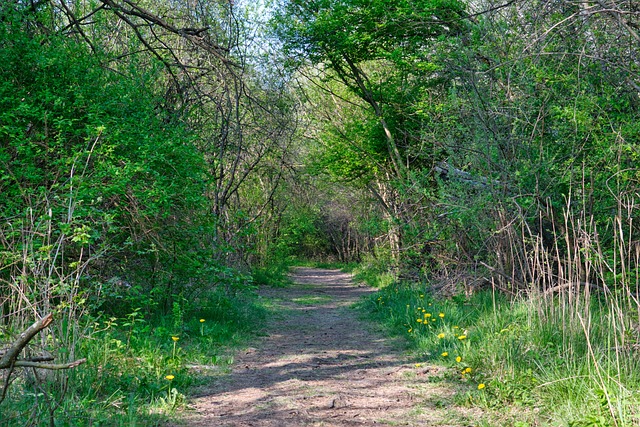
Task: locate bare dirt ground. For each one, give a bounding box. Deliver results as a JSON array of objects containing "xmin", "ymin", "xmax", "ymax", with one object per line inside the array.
[{"xmin": 178, "ymin": 267, "xmax": 477, "ymax": 427}]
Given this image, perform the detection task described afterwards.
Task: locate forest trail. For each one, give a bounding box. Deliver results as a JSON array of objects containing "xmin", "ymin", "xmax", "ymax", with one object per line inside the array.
[{"xmin": 179, "ymin": 267, "xmax": 468, "ymax": 427}]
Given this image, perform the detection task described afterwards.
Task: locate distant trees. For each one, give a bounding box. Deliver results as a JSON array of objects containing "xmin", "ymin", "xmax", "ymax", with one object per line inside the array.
[{"xmin": 274, "ymin": 0, "xmax": 469, "ymax": 271}]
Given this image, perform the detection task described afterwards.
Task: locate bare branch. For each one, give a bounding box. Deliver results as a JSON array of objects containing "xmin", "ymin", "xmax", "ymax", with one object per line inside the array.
[
  {"xmin": 0, "ymin": 313, "xmax": 52, "ymax": 369},
  {"xmin": 14, "ymin": 358, "xmax": 87, "ymax": 370},
  {"xmin": 0, "ymin": 313, "xmax": 85, "ymax": 371}
]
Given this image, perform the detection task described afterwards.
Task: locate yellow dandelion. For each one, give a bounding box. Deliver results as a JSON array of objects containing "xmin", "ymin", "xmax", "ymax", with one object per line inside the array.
[
  {"xmin": 415, "ymin": 363, "xmax": 422, "ymax": 368},
  {"xmin": 464, "ymin": 367, "xmax": 472, "ymax": 374},
  {"xmin": 200, "ymin": 319, "xmax": 206, "ymax": 323},
  {"xmin": 420, "ymin": 294, "xmax": 424, "ymax": 298},
  {"xmin": 478, "ymin": 383, "xmax": 485, "ymax": 390},
  {"xmin": 456, "ymin": 356, "xmax": 462, "ymax": 363},
  {"xmin": 431, "ymin": 318, "xmax": 436, "ymax": 322},
  {"xmin": 165, "ymin": 375, "xmax": 175, "ymax": 380},
  {"xmin": 425, "ymin": 313, "xmax": 432, "ymax": 318},
  {"xmin": 441, "ymin": 352, "xmax": 449, "ymax": 357},
  {"xmin": 172, "ymin": 336, "xmax": 179, "ymax": 342},
  {"xmin": 408, "ymin": 328, "xmax": 413, "ymax": 333},
  {"xmin": 417, "ymin": 318, "xmax": 423, "ymax": 323},
  {"xmin": 458, "ymin": 335, "xmax": 467, "ymax": 340},
  {"xmin": 439, "ymin": 313, "xmax": 445, "ymax": 318},
  {"xmin": 422, "ymin": 309, "xmax": 426, "ymax": 313},
  {"xmin": 453, "ymin": 326, "xmax": 459, "ymax": 329},
  {"xmin": 437, "ymin": 333, "xmax": 445, "ymax": 339}
]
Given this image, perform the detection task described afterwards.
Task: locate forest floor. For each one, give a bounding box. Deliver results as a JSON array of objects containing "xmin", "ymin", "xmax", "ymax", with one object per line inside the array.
[{"xmin": 174, "ymin": 267, "xmax": 483, "ymax": 426}]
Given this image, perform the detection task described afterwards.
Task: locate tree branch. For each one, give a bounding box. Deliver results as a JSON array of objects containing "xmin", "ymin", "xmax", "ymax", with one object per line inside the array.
[
  {"xmin": 13, "ymin": 359, "xmax": 87, "ymax": 370},
  {"xmin": 0, "ymin": 313, "xmax": 85, "ymax": 371},
  {"xmin": 0, "ymin": 313, "xmax": 52, "ymax": 369}
]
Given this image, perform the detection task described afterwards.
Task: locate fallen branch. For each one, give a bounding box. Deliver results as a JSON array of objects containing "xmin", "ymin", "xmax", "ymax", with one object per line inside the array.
[
  {"xmin": 435, "ymin": 161, "xmax": 501, "ymax": 189},
  {"xmin": 12, "ymin": 359, "xmax": 87, "ymax": 370},
  {"xmin": 0, "ymin": 314, "xmax": 53, "ymax": 369},
  {"xmin": 0, "ymin": 313, "xmax": 86, "ymax": 370}
]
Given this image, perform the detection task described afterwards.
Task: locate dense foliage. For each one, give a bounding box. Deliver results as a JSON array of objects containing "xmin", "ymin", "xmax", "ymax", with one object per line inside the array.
[
  {"xmin": 2, "ymin": 0, "xmax": 640, "ymax": 424},
  {"xmin": 275, "ymin": 0, "xmax": 640, "ymax": 286},
  {"xmin": 0, "ymin": 0, "xmax": 293, "ymax": 423}
]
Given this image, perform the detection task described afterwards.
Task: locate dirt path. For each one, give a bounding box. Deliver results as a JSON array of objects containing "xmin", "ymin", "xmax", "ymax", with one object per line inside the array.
[{"xmin": 179, "ymin": 267, "xmax": 467, "ymax": 427}]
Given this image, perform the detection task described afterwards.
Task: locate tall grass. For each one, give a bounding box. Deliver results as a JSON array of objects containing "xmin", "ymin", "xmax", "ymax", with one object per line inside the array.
[
  {"xmin": 0, "ymin": 284, "xmax": 265, "ymax": 426},
  {"xmin": 363, "ymin": 196, "xmax": 640, "ymax": 426}
]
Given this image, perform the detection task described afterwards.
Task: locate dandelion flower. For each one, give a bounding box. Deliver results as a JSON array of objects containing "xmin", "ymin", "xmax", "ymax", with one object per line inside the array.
[
  {"xmin": 166, "ymin": 375, "xmax": 175, "ymax": 380},
  {"xmin": 200, "ymin": 319, "xmax": 206, "ymax": 323},
  {"xmin": 458, "ymin": 335, "xmax": 467, "ymax": 340},
  {"xmin": 439, "ymin": 313, "xmax": 445, "ymax": 318},
  {"xmin": 420, "ymin": 294, "xmax": 424, "ymax": 298},
  {"xmin": 408, "ymin": 328, "xmax": 413, "ymax": 333},
  {"xmin": 478, "ymin": 383, "xmax": 485, "ymax": 390},
  {"xmin": 425, "ymin": 313, "xmax": 432, "ymax": 318},
  {"xmin": 441, "ymin": 352, "xmax": 449, "ymax": 357},
  {"xmin": 417, "ymin": 318, "xmax": 423, "ymax": 323},
  {"xmin": 437, "ymin": 333, "xmax": 445, "ymax": 339},
  {"xmin": 431, "ymin": 319, "xmax": 436, "ymax": 322},
  {"xmin": 172, "ymin": 336, "xmax": 179, "ymax": 342},
  {"xmin": 415, "ymin": 363, "xmax": 422, "ymax": 368},
  {"xmin": 456, "ymin": 356, "xmax": 462, "ymax": 363},
  {"xmin": 464, "ymin": 367, "xmax": 472, "ymax": 374}
]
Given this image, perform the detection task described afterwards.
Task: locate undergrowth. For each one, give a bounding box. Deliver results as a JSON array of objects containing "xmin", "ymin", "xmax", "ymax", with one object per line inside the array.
[
  {"xmin": 0, "ymin": 287, "xmax": 266, "ymax": 426},
  {"xmin": 361, "ymin": 282, "xmax": 640, "ymax": 426}
]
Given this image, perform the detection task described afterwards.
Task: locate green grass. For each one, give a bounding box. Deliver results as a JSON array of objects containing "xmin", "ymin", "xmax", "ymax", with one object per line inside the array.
[
  {"xmin": 359, "ymin": 281, "xmax": 640, "ymax": 426},
  {"xmin": 352, "ymin": 267, "xmax": 395, "ymax": 287},
  {"xmin": 0, "ymin": 287, "xmax": 266, "ymax": 426},
  {"xmin": 252, "ymin": 263, "xmax": 293, "ymax": 287}
]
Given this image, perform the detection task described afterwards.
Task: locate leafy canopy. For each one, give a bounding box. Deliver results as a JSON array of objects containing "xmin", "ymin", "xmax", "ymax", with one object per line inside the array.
[{"xmin": 277, "ymin": 0, "xmax": 467, "ymax": 65}]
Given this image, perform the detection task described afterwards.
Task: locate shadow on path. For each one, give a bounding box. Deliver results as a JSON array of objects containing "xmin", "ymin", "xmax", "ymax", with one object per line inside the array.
[{"xmin": 178, "ymin": 267, "xmax": 451, "ymax": 427}]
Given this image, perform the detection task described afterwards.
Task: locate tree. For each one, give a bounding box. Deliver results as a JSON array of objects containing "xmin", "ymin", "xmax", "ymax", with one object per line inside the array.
[{"xmin": 274, "ymin": 0, "xmax": 469, "ymax": 267}]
